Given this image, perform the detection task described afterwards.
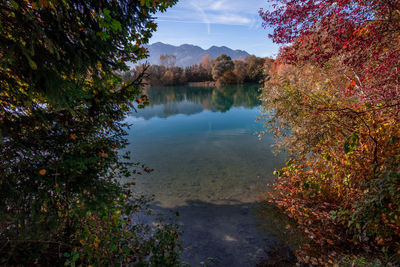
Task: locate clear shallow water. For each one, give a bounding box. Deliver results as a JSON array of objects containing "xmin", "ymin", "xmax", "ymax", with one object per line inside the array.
[{"xmin": 125, "ymin": 84, "xmax": 292, "ymax": 266}]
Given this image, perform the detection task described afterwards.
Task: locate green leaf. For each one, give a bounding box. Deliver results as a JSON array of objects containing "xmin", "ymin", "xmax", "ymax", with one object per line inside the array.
[
  {"xmin": 28, "ymin": 58, "xmax": 37, "ymax": 70},
  {"xmin": 303, "ymin": 182, "xmax": 309, "ymax": 190},
  {"xmin": 344, "ymin": 132, "xmax": 360, "ymax": 153},
  {"xmin": 103, "ymin": 8, "xmax": 111, "ymax": 19},
  {"xmin": 111, "ymin": 20, "xmax": 122, "ymax": 32},
  {"xmin": 72, "ymin": 252, "xmax": 79, "ymax": 261},
  {"xmin": 122, "ymin": 247, "xmax": 130, "ymax": 254}
]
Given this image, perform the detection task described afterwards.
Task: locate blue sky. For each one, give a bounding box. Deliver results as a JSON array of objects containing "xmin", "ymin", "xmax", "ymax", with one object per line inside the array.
[{"xmin": 150, "ymin": 0, "xmax": 280, "ymax": 58}]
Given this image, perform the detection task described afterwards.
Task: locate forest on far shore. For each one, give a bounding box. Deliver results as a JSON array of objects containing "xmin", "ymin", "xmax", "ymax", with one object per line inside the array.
[{"xmin": 123, "ymin": 54, "xmax": 273, "ymax": 86}]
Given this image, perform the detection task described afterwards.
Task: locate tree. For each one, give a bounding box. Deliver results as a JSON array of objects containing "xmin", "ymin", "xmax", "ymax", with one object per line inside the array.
[
  {"xmin": 260, "ymin": 0, "xmax": 400, "ymax": 104},
  {"xmin": 161, "ymin": 69, "xmax": 175, "ymax": 85},
  {"xmin": 218, "ymin": 70, "xmax": 237, "ymax": 85},
  {"xmin": 160, "ymin": 54, "xmax": 177, "ymax": 68},
  {"xmin": 0, "ymin": 0, "xmax": 182, "ymax": 265},
  {"xmin": 263, "ymin": 58, "xmax": 275, "ymax": 80},
  {"xmin": 244, "ymin": 55, "xmax": 265, "ymax": 83},
  {"xmin": 200, "ymin": 54, "xmax": 212, "ymax": 71},
  {"xmin": 233, "ymin": 59, "xmax": 247, "ymax": 84},
  {"xmin": 260, "ymin": 0, "xmax": 400, "ymax": 264},
  {"xmin": 211, "ymin": 54, "xmax": 234, "ymax": 82}
]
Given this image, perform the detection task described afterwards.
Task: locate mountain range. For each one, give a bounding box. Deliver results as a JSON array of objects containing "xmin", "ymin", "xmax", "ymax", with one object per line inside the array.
[{"xmin": 141, "ymin": 42, "xmax": 251, "ymax": 67}]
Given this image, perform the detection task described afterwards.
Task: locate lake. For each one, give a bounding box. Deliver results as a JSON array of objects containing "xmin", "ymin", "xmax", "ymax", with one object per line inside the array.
[{"xmin": 125, "ymin": 84, "xmax": 295, "ymax": 266}]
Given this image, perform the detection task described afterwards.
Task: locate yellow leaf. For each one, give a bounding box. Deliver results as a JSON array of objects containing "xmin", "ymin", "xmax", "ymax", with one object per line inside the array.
[{"xmin": 40, "ymin": 0, "xmax": 49, "ymax": 8}]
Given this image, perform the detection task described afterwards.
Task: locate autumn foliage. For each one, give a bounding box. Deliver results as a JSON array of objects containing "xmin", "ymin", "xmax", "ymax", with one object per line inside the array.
[
  {"xmin": 260, "ymin": 0, "xmax": 400, "ymax": 264},
  {"xmin": 129, "ymin": 53, "xmax": 267, "ymax": 87}
]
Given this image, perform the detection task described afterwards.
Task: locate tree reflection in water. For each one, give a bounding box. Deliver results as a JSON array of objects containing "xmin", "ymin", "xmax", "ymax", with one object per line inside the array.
[{"xmin": 136, "ymin": 84, "xmax": 262, "ymax": 119}]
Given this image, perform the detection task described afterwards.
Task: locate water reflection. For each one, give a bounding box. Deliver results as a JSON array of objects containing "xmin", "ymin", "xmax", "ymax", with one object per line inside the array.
[
  {"xmin": 125, "ymin": 84, "xmax": 293, "ymax": 266},
  {"xmin": 133, "ymin": 84, "xmax": 262, "ymax": 120}
]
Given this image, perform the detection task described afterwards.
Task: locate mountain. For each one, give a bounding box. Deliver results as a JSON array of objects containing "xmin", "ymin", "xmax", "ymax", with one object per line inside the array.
[{"xmin": 141, "ymin": 42, "xmax": 251, "ymax": 67}]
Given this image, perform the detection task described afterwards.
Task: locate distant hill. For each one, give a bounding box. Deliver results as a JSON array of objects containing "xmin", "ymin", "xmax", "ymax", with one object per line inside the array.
[{"xmin": 140, "ymin": 42, "xmax": 251, "ymax": 67}]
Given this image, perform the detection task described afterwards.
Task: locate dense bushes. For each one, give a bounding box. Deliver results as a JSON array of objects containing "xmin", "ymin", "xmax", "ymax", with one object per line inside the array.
[
  {"xmin": 260, "ymin": 0, "xmax": 400, "ymax": 264},
  {"xmin": 262, "ymin": 63, "xmax": 400, "ymax": 264},
  {"xmin": 0, "ymin": 0, "xmax": 183, "ymax": 265}
]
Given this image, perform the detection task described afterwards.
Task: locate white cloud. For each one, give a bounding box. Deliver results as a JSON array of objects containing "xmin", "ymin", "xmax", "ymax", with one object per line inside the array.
[
  {"xmin": 208, "ymin": 14, "xmax": 252, "ymax": 25},
  {"xmin": 155, "ymin": 0, "xmax": 265, "ymax": 29},
  {"xmin": 210, "ymin": 0, "xmax": 230, "ymax": 11},
  {"xmin": 150, "ymin": 1, "xmax": 280, "ymax": 57},
  {"xmin": 190, "ymin": 2, "xmax": 211, "ymax": 34}
]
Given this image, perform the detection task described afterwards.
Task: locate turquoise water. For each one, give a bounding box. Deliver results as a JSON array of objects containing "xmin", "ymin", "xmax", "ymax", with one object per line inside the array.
[{"xmin": 125, "ymin": 84, "xmax": 290, "ymax": 266}]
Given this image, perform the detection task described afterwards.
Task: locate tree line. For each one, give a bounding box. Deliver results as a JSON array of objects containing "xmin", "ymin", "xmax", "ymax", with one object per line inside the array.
[{"xmin": 123, "ymin": 54, "xmax": 272, "ymax": 86}]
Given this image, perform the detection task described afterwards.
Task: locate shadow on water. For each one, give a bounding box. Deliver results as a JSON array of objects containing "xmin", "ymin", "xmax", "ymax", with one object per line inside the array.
[{"xmin": 136, "ymin": 199, "xmax": 299, "ymax": 267}]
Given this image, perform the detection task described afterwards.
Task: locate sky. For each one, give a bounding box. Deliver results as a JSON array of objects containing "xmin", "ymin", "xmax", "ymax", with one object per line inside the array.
[{"xmin": 150, "ymin": 0, "xmax": 280, "ymax": 58}]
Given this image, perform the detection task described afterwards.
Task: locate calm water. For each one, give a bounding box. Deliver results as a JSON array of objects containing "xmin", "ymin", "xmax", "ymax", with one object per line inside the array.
[{"xmin": 125, "ymin": 84, "xmax": 293, "ymax": 266}]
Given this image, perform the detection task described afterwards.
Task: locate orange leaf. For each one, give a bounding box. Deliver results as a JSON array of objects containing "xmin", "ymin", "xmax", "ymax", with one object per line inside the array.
[{"xmin": 98, "ymin": 152, "xmax": 108, "ymax": 158}]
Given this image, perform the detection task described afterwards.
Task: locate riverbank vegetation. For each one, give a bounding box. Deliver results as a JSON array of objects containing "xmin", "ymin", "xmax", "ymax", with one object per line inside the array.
[
  {"xmin": 0, "ymin": 1, "xmax": 184, "ymax": 265},
  {"xmin": 125, "ymin": 54, "xmax": 271, "ymax": 87},
  {"xmin": 260, "ymin": 0, "xmax": 400, "ymax": 265}
]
